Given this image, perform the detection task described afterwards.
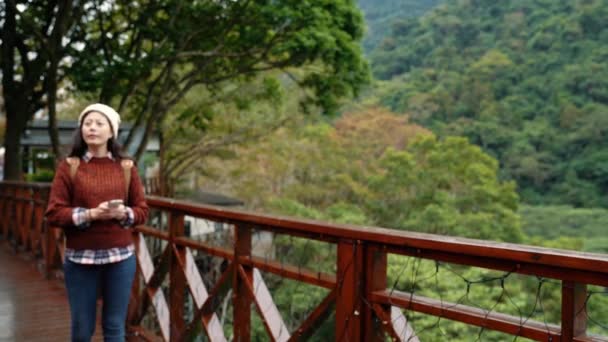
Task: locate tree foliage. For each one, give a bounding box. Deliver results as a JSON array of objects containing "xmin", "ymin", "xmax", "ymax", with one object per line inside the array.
[
  {"xmin": 160, "ymin": 74, "xmax": 292, "ymax": 193},
  {"xmin": 368, "ymin": 136, "xmax": 522, "ymax": 242},
  {"xmin": 521, "ymin": 205, "xmax": 608, "ymax": 253},
  {"xmin": 1, "ymin": 0, "xmax": 86, "ymax": 179},
  {"xmin": 201, "ymin": 107, "xmax": 523, "ymax": 242},
  {"xmin": 68, "ymin": 0, "xmax": 370, "ymax": 161},
  {"xmin": 1, "ymin": 0, "xmax": 369, "ymax": 181},
  {"xmin": 356, "ymin": 0, "xmax": 442, "ymax": 52},
  {"xmin": 368, "ymin": 0, "xmax": 608, "ymax": 207}
]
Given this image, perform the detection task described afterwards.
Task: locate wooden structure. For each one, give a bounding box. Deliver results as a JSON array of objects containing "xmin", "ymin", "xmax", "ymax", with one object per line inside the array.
[
  {"xmin": 0, "ymin": 243, "xmax": 73, "ymax": 341},
  {"xmin": 0, "ymin": 180, "xmax": 607, "ymax": 341}
]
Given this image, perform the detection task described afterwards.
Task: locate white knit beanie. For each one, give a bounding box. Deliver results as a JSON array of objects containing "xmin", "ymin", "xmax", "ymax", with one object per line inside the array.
[{"xmin": 78, "ymin": 103, "xmax": 121, "ymax": 138}]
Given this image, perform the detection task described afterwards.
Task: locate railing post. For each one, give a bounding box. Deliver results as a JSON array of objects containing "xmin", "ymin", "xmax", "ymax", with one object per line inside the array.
[
  {"xmin": 561, "ymin": 281, "xmax": 587, "ymax": 340},
  {"xmin": 336, "ymin": 240, "xmax": 364, "ymax": 341},
  {"xmin": 31, "ymin": 188, "xmax": 43, "ymax": 255},
  {"xmin": 15, "ymin": 187, "xmax": 26, "ymax": 248},
  {"xmin": 233, "ymin": 224, "xmax": 252, "ymax": 342},
  {"xmin": 169, "ymin": 211, "xmax": 186, "ymax": 341},
  {"xmin": 0, "ymin": 184, "xmax": 6, "ymax": 238},
  {"xmin": 363, "ymin": 245, "xmax": 388, "ymax": 341},
  {"xmin": 4, "ymin": 185, "xmax": 16, "ymax": 241},
  {"xmin": 4, "ymin": 185, "xmax": 14, "ymax": 239},
  {"xmin": 23, "ymin": 187, "xmax": 34, "ymax": 252}
]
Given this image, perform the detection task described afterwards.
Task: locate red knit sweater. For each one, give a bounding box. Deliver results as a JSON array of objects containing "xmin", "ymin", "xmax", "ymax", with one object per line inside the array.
[{"xmin": 45, "ymin": 157, "xmax": 149, "ymax": 250}]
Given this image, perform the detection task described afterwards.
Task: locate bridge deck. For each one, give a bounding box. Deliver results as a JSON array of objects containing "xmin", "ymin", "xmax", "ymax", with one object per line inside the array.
[{"xmin": 0, "ymin": 244, "xmax": 104, "ymax": 341}]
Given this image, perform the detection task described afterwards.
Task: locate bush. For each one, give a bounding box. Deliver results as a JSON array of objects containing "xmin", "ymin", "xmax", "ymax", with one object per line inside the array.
[{"xmin": 26, "ymin": 169, "xmax": 55, "ymax": 182}]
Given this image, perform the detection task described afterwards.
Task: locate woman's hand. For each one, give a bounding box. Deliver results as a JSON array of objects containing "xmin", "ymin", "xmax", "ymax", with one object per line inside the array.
[
  {"xmin": 90, "ymin": 201, "xmax": 127, "ymax": 221},
  {"xmin": 109, "ymin": 203, "xmax": 128, "ymax": 221}
]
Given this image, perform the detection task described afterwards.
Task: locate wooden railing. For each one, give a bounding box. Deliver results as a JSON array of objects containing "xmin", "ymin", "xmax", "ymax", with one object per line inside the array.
[
  {"xmin": 143, "ymin": 177, "xmax": 163, "ymax": 196},
  {"xmin": 0, "ymin": 181, "xmax": 607, "ymax": 341},
  {"xmin": 0, "ymin": 181, "xmax": 55, "ymax": 270}
]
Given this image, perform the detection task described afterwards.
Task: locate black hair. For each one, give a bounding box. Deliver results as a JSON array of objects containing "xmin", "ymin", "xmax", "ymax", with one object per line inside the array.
[{"xmin": 68, "ymin": 111, "xmax": 127, "ymax": 160}]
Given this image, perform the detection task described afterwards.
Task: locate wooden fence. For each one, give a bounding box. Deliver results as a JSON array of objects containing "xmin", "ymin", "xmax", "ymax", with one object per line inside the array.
[{"xmin": 1, "ymin": 181, "xmax": 607, "ymax": 341}]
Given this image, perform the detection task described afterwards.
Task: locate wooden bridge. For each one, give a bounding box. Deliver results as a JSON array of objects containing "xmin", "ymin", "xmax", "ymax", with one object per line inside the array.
[{"xmin": 0, "ymin": 181, "xmax": 607, "ymax": 341}]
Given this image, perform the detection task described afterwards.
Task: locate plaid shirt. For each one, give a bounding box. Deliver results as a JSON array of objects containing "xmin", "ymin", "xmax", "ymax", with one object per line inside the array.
[
  {"xmin": 66, "ymin": 151, "xmax": 136, "ymax": 265},
  {"xmin": 65, "ymin": 244, "xmax": 135, "ymax": 265}
]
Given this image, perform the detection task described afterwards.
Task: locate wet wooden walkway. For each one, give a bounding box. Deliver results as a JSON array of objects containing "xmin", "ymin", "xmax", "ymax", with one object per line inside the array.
[
  {"xmin": 0, "ymin": 244, "xmax": 104, "ymax": 341},
  {"xmin": 0, "ymin": 244, "xmax": 71, "ymax": 341}
]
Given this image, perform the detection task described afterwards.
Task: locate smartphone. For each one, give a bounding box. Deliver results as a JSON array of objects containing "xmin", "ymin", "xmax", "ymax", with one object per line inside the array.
[{"xmin": 108, "ymin": 199, "xmax": 124, "ymax": 208}]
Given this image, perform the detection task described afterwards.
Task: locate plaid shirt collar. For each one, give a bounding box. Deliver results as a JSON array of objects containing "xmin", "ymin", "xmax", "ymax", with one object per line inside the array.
[{"xmin": 83, "ymin": 150, "xmax": 114, "ymax": 163}]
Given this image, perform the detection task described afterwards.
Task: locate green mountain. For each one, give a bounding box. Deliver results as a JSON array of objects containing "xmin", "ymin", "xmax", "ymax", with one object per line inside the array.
[
  {"xmin": 357, "ymin": 0, "xmax": 442, "ymax": 52},
  {"xmin": 369, "ymin": 0, "xmax": 608, "ymax": 207}
]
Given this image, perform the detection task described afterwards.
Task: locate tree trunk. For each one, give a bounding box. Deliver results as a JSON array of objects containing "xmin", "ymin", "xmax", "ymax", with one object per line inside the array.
[
  {"xmin": 1, "ymin": 0, "xmax": 76, "ymax": 179},
  {"xmin": 3, "ymin": 102, "xmax": 31, "ymax": 180},
  {"xmin": 47, "ymin": 0, "xmax": 74, "ymax": 160},
  {"xmin": 47, "ymin": 64, "xmax": 61, "ymax": 159},
  {"xmin": 1, "ymin": 0, "xmax": 20, "ymax": 180}
]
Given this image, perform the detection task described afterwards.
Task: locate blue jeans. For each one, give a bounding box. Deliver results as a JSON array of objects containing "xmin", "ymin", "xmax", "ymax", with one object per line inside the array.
[{"xmin": 64, "ymin": 255, "xmax": 136, "ymax": 342}]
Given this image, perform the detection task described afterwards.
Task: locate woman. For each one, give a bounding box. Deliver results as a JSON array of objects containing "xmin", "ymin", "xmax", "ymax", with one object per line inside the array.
[{"xmin": 45, "ymin": 103, "xmax": 149, "ymax": 342}]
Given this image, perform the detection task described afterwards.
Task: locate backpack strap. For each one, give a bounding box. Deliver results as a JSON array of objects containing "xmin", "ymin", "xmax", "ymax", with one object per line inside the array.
[
  {"xmin": 121, "ymin": 159, "xmax": 134, "ymax": 198},
  {"xmin": 66, "ymin": 157, "xmax": 80, "ymax": 180}
]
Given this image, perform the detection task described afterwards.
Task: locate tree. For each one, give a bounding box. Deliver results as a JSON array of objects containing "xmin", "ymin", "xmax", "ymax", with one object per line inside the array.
[
  {"xmin": 68, "ymin": 0, "xmax": 370, "ymax": 179},
  {"xmin": 367, "ymin": 136, "xmax": 523, "ymax": 242},
  {"xmin": 2, "ymin": 0, "xmax": 369, "ymax": 183},
  {"xmin": 1, "ymin": 0, "xmax": 85, "ymax": 179},
  {"xmin": 159, "ymin": 75, "xmax": 291, "ymax": 195}
]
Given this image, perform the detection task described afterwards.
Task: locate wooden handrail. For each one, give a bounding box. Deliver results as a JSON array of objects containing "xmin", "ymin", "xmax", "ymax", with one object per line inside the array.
[
  {"xmin": 145, "ymin": 196, "xmax": 608, "ymax": 277},
  {"xmin": 0, "ymin": 181, "xmax": 606, "ymax": 341}
]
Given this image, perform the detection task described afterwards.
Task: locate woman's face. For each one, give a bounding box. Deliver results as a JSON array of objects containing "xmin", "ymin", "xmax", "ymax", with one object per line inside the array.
[{"xmin": 81, "ymin": 111, "xmax": 113, "ymax": 148}]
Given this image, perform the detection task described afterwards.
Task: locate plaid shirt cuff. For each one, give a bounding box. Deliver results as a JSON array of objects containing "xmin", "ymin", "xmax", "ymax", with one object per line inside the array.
[
  {"xmin": 72, "ymin": 207, "xmax": 91, "ymax": 230},
  {"xmin": 121, "ymin": 207, "xmax": 135, "ymax": 228}
]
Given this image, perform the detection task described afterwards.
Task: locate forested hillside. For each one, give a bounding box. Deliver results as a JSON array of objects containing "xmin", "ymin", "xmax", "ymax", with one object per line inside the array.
[
  {"xmin": 357, "ymin": 0, "xmax": 442, "ymax": 52},
  {"xmin": 175, "ymin": 2, "xmax": 608, "ymax": 338},
  {"xmin": 187, "ymin": 2, "xmax": 608, "ymax": 339},
  {"xmin": 369, "ymin": 0, "xmax": 608, "ymax": 207},
  {"xmin": 202, "ymin": 108, "xmax": 523, "ymax": 243}
]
